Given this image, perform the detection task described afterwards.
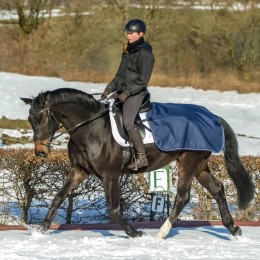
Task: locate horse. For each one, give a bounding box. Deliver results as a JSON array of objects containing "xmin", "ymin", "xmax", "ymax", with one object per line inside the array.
[{"xmin": 21, "ymin": 88, "xmax": 254, "ymax": 239}]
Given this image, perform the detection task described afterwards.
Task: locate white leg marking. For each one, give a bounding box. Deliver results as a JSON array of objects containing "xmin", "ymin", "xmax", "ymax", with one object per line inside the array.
[{"xmin": 156, "ymin": 218, "xmax": 172, "ymax": 239}]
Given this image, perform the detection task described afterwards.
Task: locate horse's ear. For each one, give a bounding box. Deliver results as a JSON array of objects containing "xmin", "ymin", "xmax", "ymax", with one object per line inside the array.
[
  {"xmin": 38, "ymin": 93, "xmax": 47, "ymax": 106},
  {"xmin": 20, "ymin": 97, "xmax": 33, "ymax": 105}
]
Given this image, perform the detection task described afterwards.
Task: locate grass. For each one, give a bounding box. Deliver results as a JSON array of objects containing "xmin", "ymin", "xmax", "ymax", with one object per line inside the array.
[
  {"xmin": 31, "ymin": 68, "xmax": 260, "ymax": 93},
  {"xmin": 149, "ymin": 71, "xmax": 260, "ymax": 93},
  {"xmin": 0, "ymin": 117, "xmax": 32, "ymax": 145},
  {"xmin": 0, "ymin": 116, "xmax": 31, "ymax": 130}
]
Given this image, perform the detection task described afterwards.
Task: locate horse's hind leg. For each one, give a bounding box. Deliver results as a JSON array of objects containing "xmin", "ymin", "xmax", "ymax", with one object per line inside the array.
[
  {"xmin": 157, "ymin": 153, "xmax": 204, "ymax": 239},
  {"xmin": 156, "ymin": 179, "xmax": 192, "ymax": 239},
  {"xmin": 195, "ymin": 164, "xmax": 242, "ymax": 236},
  {"xmin": 102, "ymin": 176, "xmax": 143, "ymax": 238},
  {"xmin": 41, "ymin": 167, "xmax": 87, "ymax": 231}
]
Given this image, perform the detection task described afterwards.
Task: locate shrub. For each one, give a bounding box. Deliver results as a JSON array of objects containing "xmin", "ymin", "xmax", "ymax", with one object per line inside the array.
[{"xmin": 0, "ymin": 149, "xmax": 259, "ymax": 225}]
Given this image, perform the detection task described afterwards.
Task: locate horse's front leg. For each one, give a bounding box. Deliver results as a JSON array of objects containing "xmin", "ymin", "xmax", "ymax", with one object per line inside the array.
[
  {"xmin": 41, "ymin": 167, "xmax": 87, "ymax": 231},
  {"xmin": 103, "ymin": 176, "xmax": 143, "ymax": 238}
]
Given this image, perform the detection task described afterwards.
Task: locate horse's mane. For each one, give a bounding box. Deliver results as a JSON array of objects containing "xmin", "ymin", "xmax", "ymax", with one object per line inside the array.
[{"xmin": 37, "ymin": 88, "xmax": 102, "ymax": 111}]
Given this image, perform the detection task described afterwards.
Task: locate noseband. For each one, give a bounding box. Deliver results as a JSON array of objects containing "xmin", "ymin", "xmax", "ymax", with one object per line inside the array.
[{"xmin": 29, "ymin": 108, "xmax": 63, "ymax": 148}]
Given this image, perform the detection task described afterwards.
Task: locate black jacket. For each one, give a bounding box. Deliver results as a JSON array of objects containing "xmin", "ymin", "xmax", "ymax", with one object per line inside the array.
[{"xmin": 105, "ymin": 39, "xmax": 155, "ymax": 96}]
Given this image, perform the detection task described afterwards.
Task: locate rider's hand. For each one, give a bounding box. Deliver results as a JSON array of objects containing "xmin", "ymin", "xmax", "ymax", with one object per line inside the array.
[
  {"xmin": 101, "ymin": 90, "xmax": 109, "ymax": 100},
  {"xmin": 118, "ymin": 92, "xmax": 128, "ymax": 103}
]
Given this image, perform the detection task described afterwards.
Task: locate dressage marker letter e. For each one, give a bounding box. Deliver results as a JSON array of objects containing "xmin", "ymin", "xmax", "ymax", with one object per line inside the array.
[{"xmin": 152, "ymin": 195, "xmax": 165, "ymax": 213}]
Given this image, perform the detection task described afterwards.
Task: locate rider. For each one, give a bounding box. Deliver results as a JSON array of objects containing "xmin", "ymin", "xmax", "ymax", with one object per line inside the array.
[{"xmin": 101, "ymin": 19, "xmax": 155, "ymax": 170}]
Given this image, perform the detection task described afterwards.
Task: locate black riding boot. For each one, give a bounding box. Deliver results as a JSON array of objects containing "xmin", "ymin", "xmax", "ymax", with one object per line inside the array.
[{"xmin": 127, "ymin": 128, "xmax": 148, "ymax": 170}]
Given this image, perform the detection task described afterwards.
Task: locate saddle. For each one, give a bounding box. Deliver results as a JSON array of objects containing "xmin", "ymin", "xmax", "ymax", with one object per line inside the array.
[
  {"xmin": 113, "ymin": 93, "xmax": 151, "ymax": 140},
  {"xmin": 107, "ymin": 94, "xmax": 154, "ymax": 147}
]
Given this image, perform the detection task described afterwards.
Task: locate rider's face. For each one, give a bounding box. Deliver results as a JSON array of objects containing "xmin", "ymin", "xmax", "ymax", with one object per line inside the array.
[{"xmin": 126, "ymin": 31, "xmax": 144, "ymax": 43}]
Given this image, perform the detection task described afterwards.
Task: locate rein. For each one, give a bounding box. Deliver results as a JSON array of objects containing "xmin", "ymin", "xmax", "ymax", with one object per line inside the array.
[
  {"xmin": 31, "ymin": 95, "xmax": 112, "ymax": 147},
  {"xmin": 67, "ymin": 107, "xmax": 109, "ymax": 135},
  {"xmin": 66, "ymin": 98, "xmax": 120, "ymax": 135}
]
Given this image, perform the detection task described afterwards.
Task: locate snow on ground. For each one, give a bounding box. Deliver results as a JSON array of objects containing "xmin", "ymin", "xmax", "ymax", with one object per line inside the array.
[
  {"xmin": 0, "ymin": 226, "xmax": 260, "ymax": 259},
  {"xmin": 0, "ymin": 72, "xmax": 260, "ymax": 259}
]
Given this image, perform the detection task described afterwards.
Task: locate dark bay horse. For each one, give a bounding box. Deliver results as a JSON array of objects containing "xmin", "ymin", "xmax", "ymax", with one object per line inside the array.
[{"xmin": 21, "ymin": 88, "xmax": 254, "ymax": 239}]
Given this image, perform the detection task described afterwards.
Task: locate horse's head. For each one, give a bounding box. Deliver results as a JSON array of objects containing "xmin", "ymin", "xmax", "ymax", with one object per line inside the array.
[{"xmin": 21, "ymin": 93, "xmax": 60, "ymax": 158}]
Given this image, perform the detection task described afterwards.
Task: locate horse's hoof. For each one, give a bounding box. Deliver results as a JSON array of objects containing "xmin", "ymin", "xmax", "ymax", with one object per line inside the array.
[
  {"xmin": 37, "ymin": 222, "xmax": 49, "ymax": 234},
  {"xmin": 38, "ymin": 225, "xmax": 48, "ymax": 234},
  {"xmin": 233, "ymin": 226, "xmax": 242, "ymax": 236},
  {"xmin": 34, "ymin": 225, "xmax": 48, "ymax": 234},
  {"xmin": 129, "ymin": 229, "xmax": 145, "ymax": 238},
  {"xmin": 26, "ymin": 224, "xmax": 48, "ymax": 234},
  {"xmin": 135, "ymin": 230, "xmax": 145, "ymax": 237}
]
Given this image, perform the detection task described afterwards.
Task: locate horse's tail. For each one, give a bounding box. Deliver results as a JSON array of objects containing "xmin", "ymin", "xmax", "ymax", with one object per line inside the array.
[{"xmin": 220, "ymin": 117, "xmax": 254, "ymax": 210}]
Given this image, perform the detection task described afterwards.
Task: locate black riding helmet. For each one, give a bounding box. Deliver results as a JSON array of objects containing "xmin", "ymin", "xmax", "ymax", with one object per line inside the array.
[{"xmin": 124, "ymin": 19, "xmax": 146, "ymax": 33}]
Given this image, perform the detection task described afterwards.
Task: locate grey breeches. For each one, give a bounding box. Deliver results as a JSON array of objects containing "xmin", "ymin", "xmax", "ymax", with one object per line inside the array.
[{"xmin": 111, "ymin": 92, "xmax": 146, "ymax": 132}]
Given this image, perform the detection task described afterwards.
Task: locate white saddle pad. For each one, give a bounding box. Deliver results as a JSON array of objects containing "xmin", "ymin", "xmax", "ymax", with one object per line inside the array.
[{"xmin": 107, "ymin": 99, "xmax": 154, "ymax": 147}]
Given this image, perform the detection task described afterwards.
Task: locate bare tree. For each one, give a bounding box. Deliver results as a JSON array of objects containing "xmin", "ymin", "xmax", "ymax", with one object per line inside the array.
[{"xmin": 0, "ymin": 0, "xmax": 62, "ymax": 34}]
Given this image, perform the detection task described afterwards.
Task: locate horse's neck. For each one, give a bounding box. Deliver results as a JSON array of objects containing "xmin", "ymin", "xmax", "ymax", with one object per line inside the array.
[{"xmin": 53, "ymin": 103, "xmax": 104, "ymax": 131}]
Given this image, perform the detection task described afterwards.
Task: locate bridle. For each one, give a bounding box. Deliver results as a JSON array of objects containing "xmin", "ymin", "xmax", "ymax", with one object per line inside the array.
[
  {"xmin": 30, "ymin": 104, "xmax": 110, "ymax": 148},
  {"xmin": 29, "ymin": 108, "xmax": 64, "ymax": 148}
]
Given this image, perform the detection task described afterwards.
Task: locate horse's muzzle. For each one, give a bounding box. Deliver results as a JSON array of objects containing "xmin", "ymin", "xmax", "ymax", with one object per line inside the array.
[
  {"xmin": 34, "ymin": 139, "xmax": 50, "ymax": 157},
  {"xmin": 37, "ymin": 152, "xmax": 47, "ymax": 158}
]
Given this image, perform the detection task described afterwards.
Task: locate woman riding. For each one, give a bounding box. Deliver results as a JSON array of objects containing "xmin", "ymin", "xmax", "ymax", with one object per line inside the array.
[{"xmin": 101, "ymin": 18, "xmax": 155, "ymax": 170}]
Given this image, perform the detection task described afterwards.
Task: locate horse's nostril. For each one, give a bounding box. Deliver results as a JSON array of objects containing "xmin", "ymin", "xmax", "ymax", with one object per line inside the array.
[{"xmin": 37, "ymin": 152, "xmax": 47, "ymax": 158}]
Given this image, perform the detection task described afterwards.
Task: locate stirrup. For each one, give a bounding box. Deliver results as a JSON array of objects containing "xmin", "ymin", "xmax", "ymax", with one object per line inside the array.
[
  {"xmin": 128, "ymin": 153, "xmax": 148, "ymax": 171},
  {"xmin": 128, "ymin": 148, "xmax": 138, "ymax": 171},
  {"xmin": 128, "ymin": 161, "xmax": 138, "ymax": 171},
  {"xmin": 137, "ymin": 153, "xmax": 148, "ymax": 168}
]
